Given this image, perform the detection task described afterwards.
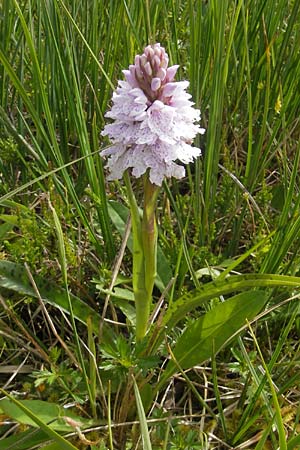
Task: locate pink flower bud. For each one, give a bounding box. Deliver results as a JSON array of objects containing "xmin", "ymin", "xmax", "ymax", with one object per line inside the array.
[
  {"xmin": 154, "ymin": 46, "xmax": 162, "ymax": 58},
  {"xmin": 147, "ymin": 47, "xmax": 154, "ymax": 59},
  {"xmin": 129, "ymin": 65, "xmax": 136, "ymax": 76},
  {"xmin": 153, "ymin": 55, "xmax": 161, "ymax": 70},
  {"xmin": 144, "ymin": 62, "xmax": 152, "ymax": 76},
  {"xmin": 140, "ymin": 55, "xmax": 147, "ymax": 67},
  {"xmin": 144, "ymin": 45, "xmax": 152, "ymax": 56},
  {"xmin": 135, "ymin": 66, "xmax": 143, "ymax": 80},
  {"xmin": 151, "ymin": 78, "xmax": 161, "ymax": 91}
]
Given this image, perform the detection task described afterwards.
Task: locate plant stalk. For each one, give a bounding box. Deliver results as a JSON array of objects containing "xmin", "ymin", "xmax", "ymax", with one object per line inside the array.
[{"xmin": 124, "ymin": 172, "xmax": 159, "ymax": 341}]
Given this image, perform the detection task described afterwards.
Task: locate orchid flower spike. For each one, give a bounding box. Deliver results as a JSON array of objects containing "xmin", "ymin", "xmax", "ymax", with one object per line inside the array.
[{"xmin": 101, "ymin": 43, "xmax": 205, "ymax": 186}]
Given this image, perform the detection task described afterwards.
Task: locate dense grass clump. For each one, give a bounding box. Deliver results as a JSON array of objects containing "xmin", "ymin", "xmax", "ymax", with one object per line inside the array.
[{"xmin": 0, "ymin": 1, "xmax": 300, "ymax": 449}]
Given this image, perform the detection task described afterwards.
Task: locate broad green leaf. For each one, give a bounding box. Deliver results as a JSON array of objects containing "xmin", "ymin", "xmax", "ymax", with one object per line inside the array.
[
  {"xmin": 146, "ymin": 273, "xmax": 300, "ymax": 355},
  {"xmin": 159, "ymin": 291, "xmax": 267, "ymax": 386},
  {"xmin": 0, "ymin": 398, "xmax": 93, "ymax": 432},
  {"xmin": 0, "ymin": 391, "xmax": 78, "ymax": 450},
  {"xmin": 0, "ymin": 261, "xmax": 115, "ymax": 346}
]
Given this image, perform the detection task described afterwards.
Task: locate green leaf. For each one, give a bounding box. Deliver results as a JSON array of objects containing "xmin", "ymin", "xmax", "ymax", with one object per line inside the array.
[
  {"xmin": 0, "ymin": 429, "xmax": 50, "ymax": 450},
  {"xmin": 0, "ymin": 222, "xmax": 13, "ymax": 239},
  {"xmin": 39, "ymin": 444, "xmax": 67, "ymax": 450},
  {"xmin": 146, "ymin": 274, "xmax": 300, "ymax": 356},
  {"xmin": 113, "ymin": 298, "xmax": 136, "ymax": 325},
  {"xmin": 140, "ymin": 383, "xmax": 153, "ymax": 415},
  {"xmin": 133, "ymin": 378, "xmax": 152, "ymax": 450},
  {"xmin": 0, "ymin": 398, "xmax": 92, "ymax": 432},
  {"xmin": 158, "ymin": 291, "xmax": 267, "ymax": 386},
  {"xmin": 0, "ymin": 391, "xmax": 78, "ymax": 450},
  {"xmin": 0, "ymin": 214, "xmax": 32, "ymax": 227},
  {"xmin": 0, "ymin": 261, "xmax": 115, "ymax": 346},
  {"xmin": 287, "ymin": 433, "xmax": 300, "ymax": 450},
  {"xmin": 96, "ymin": 286, "xmax": 135, "ymax": 302}
]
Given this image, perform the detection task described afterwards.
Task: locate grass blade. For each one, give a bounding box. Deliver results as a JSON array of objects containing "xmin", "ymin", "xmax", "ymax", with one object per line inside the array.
[{"xmin": 133, "ymin": 377, "xmax": 152, "ymax": 450}]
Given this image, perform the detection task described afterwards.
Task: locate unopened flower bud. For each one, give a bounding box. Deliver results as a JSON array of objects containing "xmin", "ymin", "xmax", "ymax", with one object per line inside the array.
[
  {"xmin": 153, "ymin": 55, "xmax": 161, "ymax": 70},
  {"xmin": 151, "ymin": 78, "xmax": 161, "ymax": 91},
  {"xmin": 140, "ymin": 54, "xmax": 147, "ymax": 67},
  {"xmin": 129, "ymin": 65, "xmax": 136, "ymax": 75},
  {"xmin": 147, "ymin": 47, "xmax": 154, "ymax": 59},
  {"xmin": 144, "ymin": 62, "xmax": 152, "ymax": 76},
  {"xmin": 144, "ymin": 45, "xmax": 152, "ymax": 56},
  {"xmin": 135, "ymin": 66, "xmax": 143, "ymax": 80},
  {"xmin": 154, "ymin": 46, "xmax": 162, "ymax": 58}
]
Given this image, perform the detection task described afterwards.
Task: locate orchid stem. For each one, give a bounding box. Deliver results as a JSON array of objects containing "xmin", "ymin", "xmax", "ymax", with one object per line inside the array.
[
  {"xmin": 124, "ymin": 171, "xmax": 159, "ymax": 341},
  {"xmin": 142, "ymin": 175, "xmax": 160, "ymax": 302}
]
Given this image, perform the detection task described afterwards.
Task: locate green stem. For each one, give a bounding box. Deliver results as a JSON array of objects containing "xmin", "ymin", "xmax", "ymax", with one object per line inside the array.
[
  {"xmin": 124, "ymin": 172, "xmax": 159, "ymax": 341},
  {"xmin": 123, "ymin": 172, "xmax": 145, "ymax": 341},
  {"xmin": 142, "ymin": 174, "xmax": 160, "ymax": 317}
]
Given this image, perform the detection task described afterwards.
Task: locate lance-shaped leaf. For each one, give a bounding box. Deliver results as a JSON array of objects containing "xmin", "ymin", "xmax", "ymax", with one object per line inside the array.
[
  {"xmin": 0, "ymin": 261, "xmax": 115, "ymax": 345},
  {"xmin": 157, "ymin": 290, "xmax": 267, "ymax": 388},
  {"xmin": 145, "ymin": 273, "xmax": 300, "ymax": 356}
]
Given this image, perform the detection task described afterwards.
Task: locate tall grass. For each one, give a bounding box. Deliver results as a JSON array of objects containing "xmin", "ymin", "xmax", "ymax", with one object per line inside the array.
[
  {"xmin": 1, "ymin": 0, "xmax": 299, "ymax": 265},
  {"xmin": 0, "ymin": 0, "xmax": 300, "ymax": 448}
]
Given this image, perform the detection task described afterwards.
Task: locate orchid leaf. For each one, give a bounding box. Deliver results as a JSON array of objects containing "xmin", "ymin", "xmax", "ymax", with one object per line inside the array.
[
  {"xmin": 158, "ymin": 291, "xmax": 267, "ymax": 387},
  {"xmin": 0, "ymin": 398, "xmax": 93, "ymax": 431},
  {"xmin": 0, "ymin": 391, "xmax": 78, "ymax": 450},
  {"xmin": 146, "ymin": 273, "xmax": 300, "ymax": 356},
  {"xmin": 0, "ymin": 261, "xmax": 115, "ymax": 345}
]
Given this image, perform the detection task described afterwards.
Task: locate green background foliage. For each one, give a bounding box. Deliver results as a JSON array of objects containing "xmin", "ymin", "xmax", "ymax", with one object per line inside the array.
[{"xmin": 0, "ymin": 0, "xmax": 300, "ymax": 449}]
